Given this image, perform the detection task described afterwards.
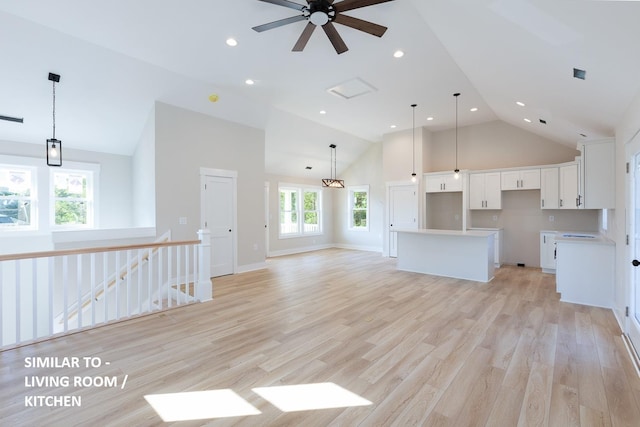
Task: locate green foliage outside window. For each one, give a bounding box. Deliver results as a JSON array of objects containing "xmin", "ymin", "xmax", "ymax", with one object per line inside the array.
[{"xmin": 352, "ymin": 191, "xmax": 367, "ymax": 227}]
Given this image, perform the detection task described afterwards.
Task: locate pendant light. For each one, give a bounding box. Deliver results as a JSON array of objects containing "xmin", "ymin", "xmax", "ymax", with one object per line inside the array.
[
  {"xmin": 46, "ymin": 72, "xmax": 62, "ymax": 167},
  {"xmin": 453, "ymin": 92, "xmax": 460, "ymax": 179},
  {"xmin": 410, "ymin": 103, "xmax": 417, "ymax": 183},
  {"xmin": 322, "ymin": 144, "xmax": 344, "ymax": 188}
]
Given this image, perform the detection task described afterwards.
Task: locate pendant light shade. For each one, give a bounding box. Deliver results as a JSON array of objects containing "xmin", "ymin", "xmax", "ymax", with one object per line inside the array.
[
  {"xmin": 453, "ymin": 93, "xmax": 460, "ymax": 179},
  {"xmin": 411, "ymin": 103, "xmax": 417, "ymax": 183},
  {"xmin": 322, "ymin": 144, "xmax": 344, "ymax": 188},
  {"xmin": 46, "ymin": 72, "xmax": 62, "ymax": 167}
]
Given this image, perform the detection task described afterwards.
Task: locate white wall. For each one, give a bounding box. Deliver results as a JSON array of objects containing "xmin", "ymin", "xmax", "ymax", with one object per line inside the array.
[
  {"xmin": 265, "ymin": 174, "xmax": 334, "ymax": 256},
  {"xmin": 154, "ymin": 102, "xmax": 266, "ymax": 269},
  {"xmin": 427, "ymin": 120, "xmax": 580, "ymax": 171},
  {"xmin": 333, "ymin": 142, "xmax": 384, "ymax": 252},
  {"xmin": 132, "ymin": 106, "xmax": 156, "ymax": 227}
]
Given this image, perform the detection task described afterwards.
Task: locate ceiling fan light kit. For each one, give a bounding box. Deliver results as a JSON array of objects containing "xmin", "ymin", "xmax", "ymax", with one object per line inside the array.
[{"xmin": 253, "ymin": 0, "xmax": 395, "ymax": 54}]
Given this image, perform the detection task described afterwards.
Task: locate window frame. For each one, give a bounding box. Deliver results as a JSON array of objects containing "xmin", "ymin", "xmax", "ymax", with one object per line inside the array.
[
  {"xmin": 0, "ymin": 163, "xmax": 38, "ymax": 231},
  {"xmin": 348, "ymin": 185, "xmax": 370, "ymax": 231},
  {"xmin": 50, "ymin": 163, "xmax": 100, "ymax": 229},
  {"xmin": 278, "ymin": 183, "xmax": 323, "ymax": 238}
]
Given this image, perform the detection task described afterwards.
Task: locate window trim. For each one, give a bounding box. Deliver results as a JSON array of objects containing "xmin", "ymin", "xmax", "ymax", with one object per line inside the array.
[
  {"xmin": 0, "ymin": 162, "xmax": 38, "ymax": 231},
  {"xmin": 50, "ymin": 161, "xmax": 100, "ymax": 229},
  {"xmin": 278, "ymin": 183, "xmax": 323, "ymax": 239},
  {"xmin": 348, "ymin": 185, "xmax": 370, "ymax": 231}
]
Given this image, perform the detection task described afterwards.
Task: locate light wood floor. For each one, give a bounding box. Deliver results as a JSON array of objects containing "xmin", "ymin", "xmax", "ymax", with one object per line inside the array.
[{"xmin": 2, "ymin": 249, "xmax": 640, "ymax": 426}]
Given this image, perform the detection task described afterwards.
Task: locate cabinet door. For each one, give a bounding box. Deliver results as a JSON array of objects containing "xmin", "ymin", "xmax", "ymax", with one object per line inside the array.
[
  {"xmin": 521, "ymin": 169, "xmax": 541, "ymax": 189},
  {"xmin": 484, "ymin": 173, "xmax": 502, "ymax": 209},
  {"xmin": 540, "ymin": 167, "xmax": 559, "ymax": 209},
  {"xmin": 443, "ymin": 174, "xmax": 462, "ymax": 192},
  {"xmin": 469, "ymin": 174, "xmax": 485, "ymax": 209},
  {"xmin": 559, "ymin": 164, "xmax": 579, "ymax": 209},
  {"xmin": 501, "ymin": 171, "xmax": 520, "ymax": 190},
  {"xmin": 540, "ymin": 233, "xmax": 556, "ymax": 271},
  {"xmin": 581, "ymin": 141, "xmax": 615, "ymax": 209},
  {"xmin": 425, "ymin": 176, "xmax": 443, "ymax": 193}
]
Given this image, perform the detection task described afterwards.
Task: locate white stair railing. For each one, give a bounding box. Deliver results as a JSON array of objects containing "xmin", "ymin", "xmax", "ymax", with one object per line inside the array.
[{"xmin": 0, "ymin": 229, "xmax": 211, "ymax": 350}]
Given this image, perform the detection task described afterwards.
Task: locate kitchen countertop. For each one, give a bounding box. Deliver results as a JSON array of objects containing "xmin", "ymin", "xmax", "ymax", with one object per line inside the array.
[
  {"xmin": 395, "ymin": 228, "xmax": 496, "ymax": 238},
  {"xmin": 554, "ymin": 231, "xmax": 614, "ymax": 245}
]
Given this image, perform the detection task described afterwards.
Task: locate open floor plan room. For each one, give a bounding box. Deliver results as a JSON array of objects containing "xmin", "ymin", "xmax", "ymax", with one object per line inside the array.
[{"xmin": 1, "ymin": 249, "xmax": 639, "ymax": 426}]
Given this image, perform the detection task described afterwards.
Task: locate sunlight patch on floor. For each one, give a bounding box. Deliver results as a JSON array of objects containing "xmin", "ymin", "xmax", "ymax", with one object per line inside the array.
[
  {"xmin": 144, "ymin": 389, "xmax": 261, "ymax": 422},
  {"xmin": 252, "ymin": 382, "xmax": 372, "ymax": 412}
]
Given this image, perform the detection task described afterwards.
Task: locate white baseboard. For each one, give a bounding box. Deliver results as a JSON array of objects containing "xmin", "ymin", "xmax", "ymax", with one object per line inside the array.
[
  {"xmin": 333, "ymin": 243, "xmax": 383, "ymax": 254},
  {"xmin": 236, "ymin": 261, "xmax": 268, "ymax": 273},
  {"xmin": 268, "ymin": 244, "xmax": 334, "ymax": 258}
]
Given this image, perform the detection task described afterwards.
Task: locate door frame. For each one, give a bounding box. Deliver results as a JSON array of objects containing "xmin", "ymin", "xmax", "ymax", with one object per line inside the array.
[
  {"xmin": 626, "ymin": 130, "xmax": 640, "ymax": 356},
  {"xmin": 200, "ymin": 167, "xmax": 238, "ymax": 276},
  {"xmin": 385, "ymin": 180, "xmax": 419, "ymax": 257}
]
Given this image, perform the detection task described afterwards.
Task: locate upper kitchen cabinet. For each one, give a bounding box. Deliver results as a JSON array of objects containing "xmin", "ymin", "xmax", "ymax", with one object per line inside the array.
[
  {"xmin": 540, "ymin": 167, "xmax": 559, "ymax": 209},
  {"xmin": 469, "ymin": 172, "xmax": 501, "ymax": 209},
  {"xmin": 501, "ymin": 168, "xmax": 541, "ymax": 190},
  {"xmin": 425, "ymin": 172, "xmax": 463, "ymax": 193},
  {"xmin": 579, "ymin": 139, "xmax": 615, "ymax": 209},
  {"xmin": 559, "ymin": 162, "xmax": 580, "ymax": 209}
]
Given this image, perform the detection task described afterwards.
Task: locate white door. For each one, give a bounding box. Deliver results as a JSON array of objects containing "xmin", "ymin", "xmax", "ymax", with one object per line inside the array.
[
  {"xmin": 627, "ymin": 132, "xmax": 640, "ymax": 353},
  {"xmin": 264, "ymin": 182, "xmax": 269, "ymax": 258},
  {"xmin": 389, "ymin": 184, "xmax": 418, "ymax": 257},
  {"xmin": 203, "ymin": 175, "xmax": 235, "ymax": 277}
]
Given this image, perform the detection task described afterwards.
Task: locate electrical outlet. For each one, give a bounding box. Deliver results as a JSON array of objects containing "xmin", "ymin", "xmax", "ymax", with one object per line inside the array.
[
  {"xmin": 492, "ymin": 215, "xmax": 498, "ymax": 221},
  {"xmin": 179, "ymin": 217, "xmax": 187, "ymax": 225},
  {"xmin": 549, "ymin": 215, "xmax": 555, "ymax": 222}
]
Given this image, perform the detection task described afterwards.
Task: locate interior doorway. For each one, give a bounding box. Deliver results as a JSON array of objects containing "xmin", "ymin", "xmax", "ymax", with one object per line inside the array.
[
  {"xmin": 201, "ymin": 168, "xmax": 237, "ymax": 277},
  {"xmin": 387, "ymin": 182, "xmax": 418, "ymax": 257},
  {"xmin": 626, "ymin": 131, "xmax": 640, "ymax": 357}
]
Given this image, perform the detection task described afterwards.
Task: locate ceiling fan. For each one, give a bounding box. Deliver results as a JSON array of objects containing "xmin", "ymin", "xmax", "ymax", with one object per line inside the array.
[{"xmin": 252, "ymin": 0, "xmax": 394, "ymax": 54}]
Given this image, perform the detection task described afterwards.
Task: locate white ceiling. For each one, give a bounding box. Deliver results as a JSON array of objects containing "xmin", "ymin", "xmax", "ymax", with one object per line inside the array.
[{"xmin": 0, "ymin": 0, "xmax": 639, "ymax": 179}]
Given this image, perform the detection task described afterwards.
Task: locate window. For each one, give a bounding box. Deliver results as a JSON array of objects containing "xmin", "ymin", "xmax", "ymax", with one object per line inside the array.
[
  {"xmin": 51, "ymin": 169, "xmax": 94, "ymax": 227},
  {"xmin": 279, "ymin": 184, "xmax": 322, "ymax": 237},
  {"xmin": 348, "ymin": 185, "xmax": 369, "ymax": 231},
  {"xmin": 0, "ymin": 166, "xmax": 35, "ymax": 228}
]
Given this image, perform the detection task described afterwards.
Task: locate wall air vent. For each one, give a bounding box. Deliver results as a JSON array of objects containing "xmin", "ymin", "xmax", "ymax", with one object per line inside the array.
[
  {"xmin": 0, "ymin": 114, "xmax": 24, "ymax": 123},
  {"xmin": 539, "ymin": 119, "xmax": 547, "ymax": 124},
  {"xmin": 573, "ymin": 68, "xmax": 586, "ymax": 80}
]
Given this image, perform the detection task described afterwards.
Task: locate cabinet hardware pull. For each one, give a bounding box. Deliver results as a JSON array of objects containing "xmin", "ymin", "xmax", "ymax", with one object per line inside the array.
[{"xmin": 560, "ymin": 199, "xmax": 563, "ymax": 207}]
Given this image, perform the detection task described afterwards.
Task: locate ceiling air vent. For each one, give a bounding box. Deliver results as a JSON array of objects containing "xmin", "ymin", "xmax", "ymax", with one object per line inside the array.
[
  {"xmin": 539, "ymin": 119, "xmax": 547, "ymax": 124},
  {"xmin": 327, "ymin": 78, "xmax": 377, "ymax": 100}
]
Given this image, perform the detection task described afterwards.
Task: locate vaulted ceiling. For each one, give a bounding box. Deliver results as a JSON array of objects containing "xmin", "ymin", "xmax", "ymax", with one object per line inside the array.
[{"xmin": 1, "ymin": 0, "xmax": 639, "ymax": 178}]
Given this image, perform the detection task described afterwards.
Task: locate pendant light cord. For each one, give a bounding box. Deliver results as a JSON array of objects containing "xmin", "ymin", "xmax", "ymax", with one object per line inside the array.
[
  {"xmin": 411, "ymin": 104, "xmax": 417, "ymax": 175},
  {"xmin": 52, "ymin": 80, "xmax": 56, "ymax": 140},
  {"xmin": 454, "ymin": 93, "xmax": 460, "ymax": 172}
]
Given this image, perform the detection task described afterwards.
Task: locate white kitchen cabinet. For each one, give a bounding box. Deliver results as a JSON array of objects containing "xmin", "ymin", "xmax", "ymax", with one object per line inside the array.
[
  {"xmin": 540, "ymin": 167, "xmax": 559, "ymax": 209},
  {"xmin": 501, "ymin": 168, "xmax": 541, "ymax": 190},
  {"xmin": 555, "ymin": 233, "xmax": 614, "ymax": 308},
  {"xmin": 425, "ymin": 172, "xmax": 463, "ymax": 193},
  {"xmin": 559, "ymin": 163, "xmax": 580, "ymax": 209},
  {"xmin": 540, "ymin": 231, "xmax": 557, "ymax": 273},
  {"xmin": 469, "ymin": 172, "xmax": 501, "ymax": 209},
  {"xmin": 579, "ymin": 139, "xmax": 615, "ymax": 209}
]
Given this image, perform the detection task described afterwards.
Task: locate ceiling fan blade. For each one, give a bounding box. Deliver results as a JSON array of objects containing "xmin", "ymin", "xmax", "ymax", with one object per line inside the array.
[
  {"xmin": 322, "ymin": 22, "xmax": 348, "ymax": 54},
  {"xmin": 252, "ymin": 15, "xmax": 307, "ymax": 32},
  {"xmin": 293, "ymin": 22, "xmax": 317, "ymax": 51},
  {"xmin": 257, "ymin": 0, "xmax": 307, "ymax": 11},
  {"xmin": 333, "ymin": 14, "xmax": 387, "ymax": 37},
  {"xmin": 334, "ymin": 0, "xmax": 394, "ymax": 13}
]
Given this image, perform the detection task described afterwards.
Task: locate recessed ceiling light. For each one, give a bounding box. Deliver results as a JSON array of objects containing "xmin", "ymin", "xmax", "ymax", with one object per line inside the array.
[
  {"xmin": 516, "ymin": 101, "xmax": 525, "ymax": 107},
  {"xmin": 226, "ymin": 38, "xmax": 238, "ymax": 47},
  {"xmin": 393, "ymin": 50, "xmax": 404, "ymax": 58},
  {"xmin": 245, "ymin": 79, "xmax": 255, "ymax": 85},
  {"xmin": 320, "ymin": 110, "xmax": 327, "ymax": 115},
  {"xmin": 427, "ymin": 117, "xmax": 434, "ymax": 121},
  {"xmin": 390, "ymin": 124, "xmax": 397, "ymax": 129},
  {"xmin": 524, "ymin": 118, "xmax": 532, "ymax": 123},
  {"xmin": 470, "ymin": 107, "xmax": 478, "ymax": 112}
]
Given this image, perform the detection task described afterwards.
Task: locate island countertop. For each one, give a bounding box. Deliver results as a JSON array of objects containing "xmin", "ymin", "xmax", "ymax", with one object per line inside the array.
[{"xmin": 395, "ymin": 228, "xmax": 496, "ymax": 237}]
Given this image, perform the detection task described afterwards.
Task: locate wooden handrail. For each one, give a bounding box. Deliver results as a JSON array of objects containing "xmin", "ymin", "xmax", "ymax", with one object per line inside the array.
[{"xmin": 0, "ymin": 239, "xmax": 201, "ymax": 262}]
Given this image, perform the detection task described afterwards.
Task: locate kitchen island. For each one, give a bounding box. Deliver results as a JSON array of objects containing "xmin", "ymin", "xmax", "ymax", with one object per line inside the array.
[{"xmin": 396, "ymin": 229, "xmax": 496, "ymax": 282}]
